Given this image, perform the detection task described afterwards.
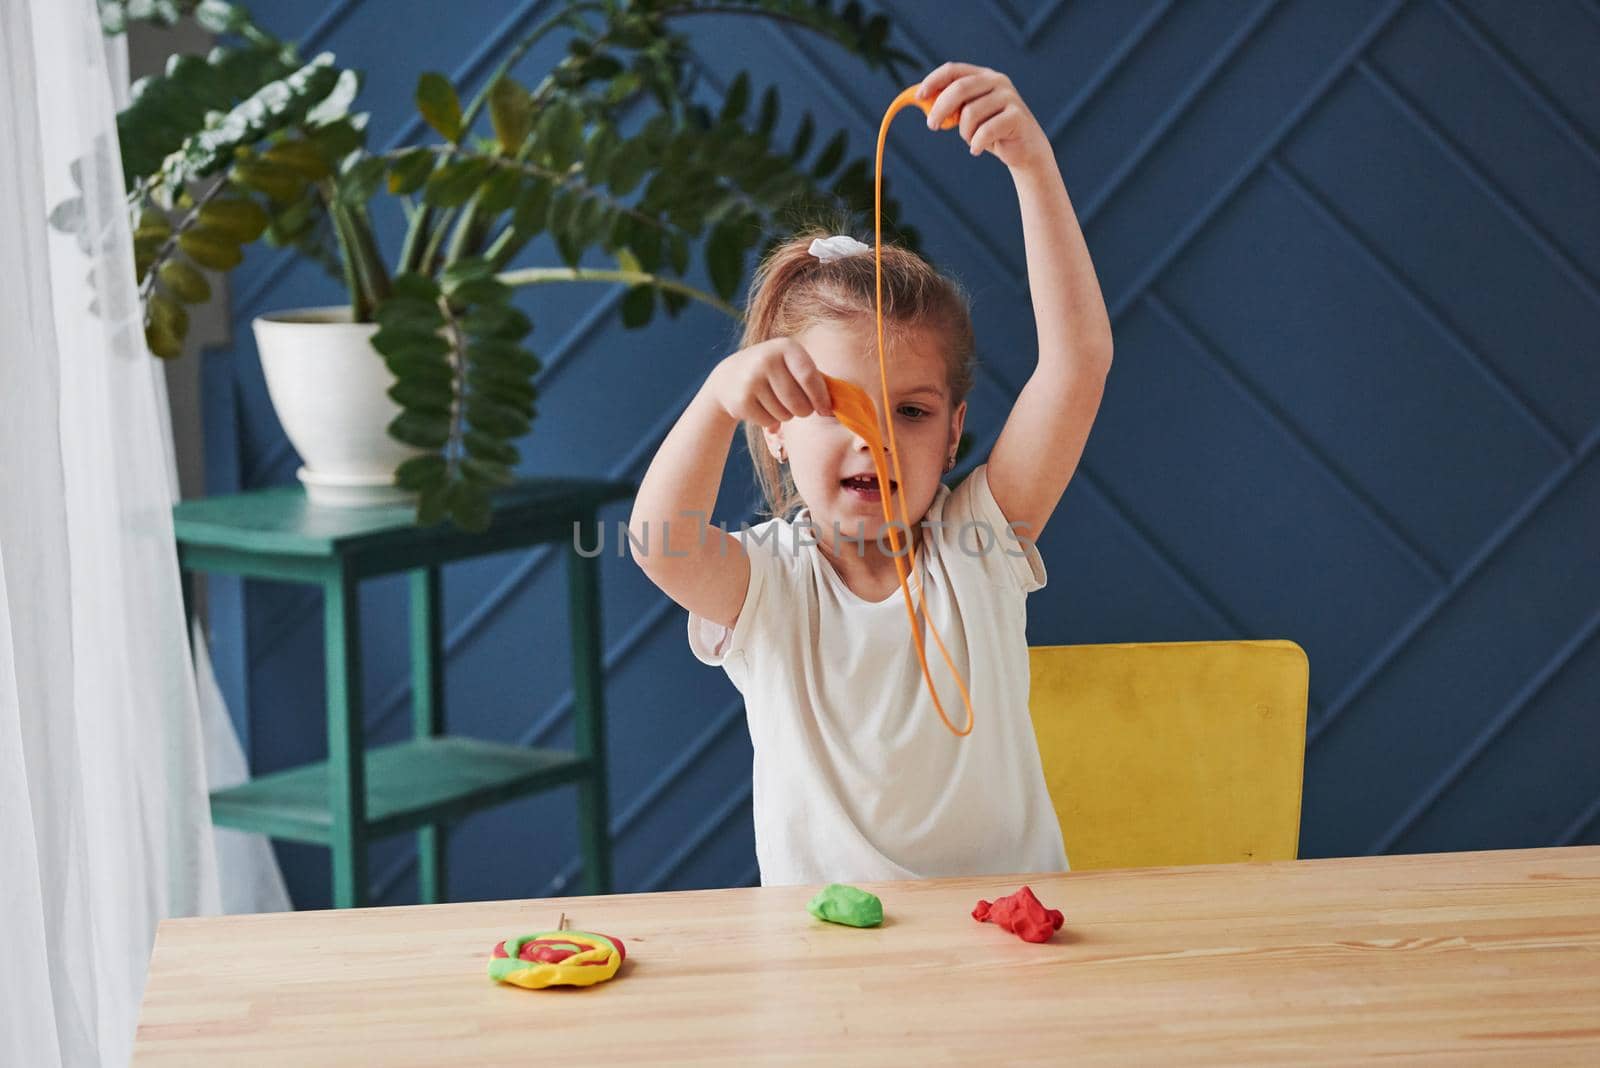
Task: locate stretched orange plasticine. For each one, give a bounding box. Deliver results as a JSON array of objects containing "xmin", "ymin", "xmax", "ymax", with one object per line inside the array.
[{"xmin": 822, "ymin": 85, "xmax": 974, "ymax": 738}]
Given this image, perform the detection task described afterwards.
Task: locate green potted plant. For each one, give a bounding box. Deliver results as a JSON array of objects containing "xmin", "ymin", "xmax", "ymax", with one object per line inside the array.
[{"xmin": 54, "ymin": 0, "xmax": 922, "ymax": 528}]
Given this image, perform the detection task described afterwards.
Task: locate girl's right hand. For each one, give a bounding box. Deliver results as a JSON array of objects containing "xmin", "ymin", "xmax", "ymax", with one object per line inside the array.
[{"xmin": 709, "ymin": 338, "xmax": 834, "ymax": 431}]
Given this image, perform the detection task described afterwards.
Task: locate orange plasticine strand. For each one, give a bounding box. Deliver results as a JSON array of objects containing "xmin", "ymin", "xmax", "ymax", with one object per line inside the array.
[{"xmin": 821, "ymin": 85, "xmax": 973, "ymax": 738}]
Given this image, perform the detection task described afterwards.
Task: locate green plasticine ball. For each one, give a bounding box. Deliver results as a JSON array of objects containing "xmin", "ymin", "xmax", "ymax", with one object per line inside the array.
[{"xmin": 807, "ymin": 883, "xmax": 883, "ymax": 928}]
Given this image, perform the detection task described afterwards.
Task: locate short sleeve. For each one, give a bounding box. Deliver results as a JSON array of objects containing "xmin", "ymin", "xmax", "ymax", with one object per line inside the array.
[
  {"xmin": 941, "ymin": 464, "xmax": 1047, "ymax": 595},
  {"xmin": 687, "ymin": 522, "xmax": 782, "ymax": 669}
]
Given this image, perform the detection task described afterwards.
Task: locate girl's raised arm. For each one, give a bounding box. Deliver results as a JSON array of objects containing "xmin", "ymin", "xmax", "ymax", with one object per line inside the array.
[{"xmin": 920, "ymin": 63, "xmax": 1114, "ymax": 543}]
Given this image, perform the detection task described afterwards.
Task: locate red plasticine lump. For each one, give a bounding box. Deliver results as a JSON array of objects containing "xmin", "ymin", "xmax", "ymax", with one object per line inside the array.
[
  {"xmin": 492, "ymin": 936, "xmax": 627, "ymax": 966},
  {"xmin": 972, "ymin": 886, "xmax": 1064, "ymax": 943}
]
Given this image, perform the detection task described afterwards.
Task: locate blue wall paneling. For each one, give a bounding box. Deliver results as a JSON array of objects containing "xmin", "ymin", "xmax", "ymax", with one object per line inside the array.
[{"xmin": 198, "ymin": 0, "xmax": 1600, "ymax": 907}]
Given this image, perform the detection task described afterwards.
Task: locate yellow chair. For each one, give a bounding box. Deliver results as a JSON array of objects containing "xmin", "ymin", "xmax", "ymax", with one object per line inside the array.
[{"xmin": 1029, "ymin": 640, "xmax": 1309, "ymax": 870}]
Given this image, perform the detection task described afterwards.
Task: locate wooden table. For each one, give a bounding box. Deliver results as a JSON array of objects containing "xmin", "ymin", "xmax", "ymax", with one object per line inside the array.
[{"xmin": 134, "ymin": 847, "xmax": 1600, "ymax": 1064}]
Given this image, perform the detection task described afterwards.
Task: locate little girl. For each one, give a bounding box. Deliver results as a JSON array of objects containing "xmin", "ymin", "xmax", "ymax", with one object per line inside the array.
[{"xmin": 630, "ymin": 63, "xmax": 1112, "ymax": 886}]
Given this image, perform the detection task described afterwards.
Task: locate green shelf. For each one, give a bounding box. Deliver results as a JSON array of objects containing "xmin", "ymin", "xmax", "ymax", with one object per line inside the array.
[
  {"xmin": 210, "ymin": 737, "xmax": 592, "ymax": 845},
  {"xmin": 179, "ymin": 477, "xmax": 630, "ymax": 906}
]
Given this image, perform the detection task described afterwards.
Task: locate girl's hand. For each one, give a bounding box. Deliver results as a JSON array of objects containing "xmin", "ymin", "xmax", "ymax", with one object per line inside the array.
[
  {"xmin": 918, "ymin": 62, "xmax": 1052, "ymax": 174},
  {"xmin": 710, "ymin": 337, "xmax": 834, "ymax": 432}
]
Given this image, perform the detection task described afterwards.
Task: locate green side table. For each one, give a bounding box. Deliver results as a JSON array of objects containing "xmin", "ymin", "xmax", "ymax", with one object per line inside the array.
[{"xmin": 174, "ymin": 477, "xmax": 634, "ymax": 908}]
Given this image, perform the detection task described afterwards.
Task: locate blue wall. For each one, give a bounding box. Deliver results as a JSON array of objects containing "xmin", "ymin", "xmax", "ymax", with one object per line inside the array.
[{"xmin": 202, "ymin": 0, "xmax": 1600, "ymax": 908}]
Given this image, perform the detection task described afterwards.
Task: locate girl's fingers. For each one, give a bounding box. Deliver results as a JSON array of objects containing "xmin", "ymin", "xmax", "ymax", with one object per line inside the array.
[
  {"xmin": 752, "ymin": 380, "xmax": 792, "ymax": 426},
  {"xmin": 918, "ymin": 61, "xmax": 982, "ymax": 102},
  {"xmin": 783, "ymin": 346, "xmax": 833, "ymax": 416},
  {"xmin": 924, "ymin": 72, "xmax": 995, "ymax": 131},
  {"xmin": 769, "ymin": 370, "xmax": 814, "ymax": 420},
  {"xmin": 958, "ymin": 90, "xmax": 1008, "ymax": 147},
  {"xmin": 969, "ymin": 104, "xmax": 1017, "ymax": 157}
]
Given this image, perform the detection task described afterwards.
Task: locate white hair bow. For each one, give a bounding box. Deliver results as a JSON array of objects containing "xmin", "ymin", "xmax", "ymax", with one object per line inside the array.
[{"xmin": 808, "ymin": 234, "xmax": 871, "ymax": 262}]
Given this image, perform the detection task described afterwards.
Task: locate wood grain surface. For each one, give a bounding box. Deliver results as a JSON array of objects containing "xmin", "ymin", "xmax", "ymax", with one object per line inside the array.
[{"xmin": 134, "ymin": 847, "xmax": 1600, "ymax": 1065}]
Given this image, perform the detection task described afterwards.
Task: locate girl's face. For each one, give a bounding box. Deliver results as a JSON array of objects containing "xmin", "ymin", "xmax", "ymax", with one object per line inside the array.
[{"xmin": 765, "ymin": 317, "xmax": 966, "ymax": 555}]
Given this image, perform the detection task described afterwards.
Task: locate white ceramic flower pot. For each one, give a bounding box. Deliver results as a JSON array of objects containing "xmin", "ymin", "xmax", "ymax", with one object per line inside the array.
[{"xmin": 253, "ymin": 306, "xmax": 422, "ymax": 508}]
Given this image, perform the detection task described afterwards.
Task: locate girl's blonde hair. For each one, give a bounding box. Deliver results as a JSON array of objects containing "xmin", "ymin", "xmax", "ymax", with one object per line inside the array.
[{"xmin": 739, "ymin": 226, "xmax": 976, "ymax": 519}]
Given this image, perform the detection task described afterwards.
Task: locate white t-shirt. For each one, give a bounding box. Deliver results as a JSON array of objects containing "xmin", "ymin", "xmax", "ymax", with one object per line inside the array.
[{"xmin": 688, "ymin": 463, "xmax": 1069, "ymax": 886}]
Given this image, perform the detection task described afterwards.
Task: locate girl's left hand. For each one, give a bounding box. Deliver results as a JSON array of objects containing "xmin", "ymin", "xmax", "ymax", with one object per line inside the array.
[{"xmin": 918, "ymin": 62, "xmax": 1052, "ymax": 174}]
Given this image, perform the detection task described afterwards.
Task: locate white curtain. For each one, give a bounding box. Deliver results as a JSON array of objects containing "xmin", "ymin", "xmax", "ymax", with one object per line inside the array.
[{"xmin": 1, "ymin": 2, "xmax": 287, "ymax": 1064}]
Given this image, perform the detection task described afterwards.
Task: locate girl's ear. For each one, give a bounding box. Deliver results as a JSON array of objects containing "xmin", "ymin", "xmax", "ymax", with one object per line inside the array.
[
  {"xmin": 949, "ymin": 399, "xmax": 967, "ymax": 452},
  {"xmin": 763, "ymin": 427, "xmax": 786, "ymax": 463}
]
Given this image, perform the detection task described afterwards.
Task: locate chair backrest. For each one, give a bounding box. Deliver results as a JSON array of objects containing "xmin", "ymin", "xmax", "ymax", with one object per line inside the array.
[{"xmin": 1029, "ymin": 640, "xmax": 1309, "ymax": 870}]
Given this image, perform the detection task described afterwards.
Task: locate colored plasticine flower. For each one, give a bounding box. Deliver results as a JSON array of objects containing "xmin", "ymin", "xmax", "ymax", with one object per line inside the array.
[{"xmin": 489, "ymin": 930, "xmax": 626, "ymax": 988}]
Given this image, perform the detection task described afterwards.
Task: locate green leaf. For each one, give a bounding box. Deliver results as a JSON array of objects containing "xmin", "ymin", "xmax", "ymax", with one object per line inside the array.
[
  {"xmin": 232, "ymin": 158, "xmax": 310, "ymax": 203},
  {"xmin": 446, "ymin": 480, "xmax": 492, "ymax": 532},
  {"xmin": 607, "ymin": 137, "xmax": 650, "ymax": 196},
  {"xmin": 536, "ymin": 101, "xmax": 583, "ymax": 170},
  {"xmin": 756, "ymin": 86, "xmax": 779, "ymax": 138},
  {"xmin": 422, "ymin": 158, "xmax": 492, "ymax": 208},
  {"xmin": 416, "ymin": 72, "xmax": 463, "ymax": 142},
  {"xmin": 574, "ymin": 196, "xmax": 607, "ymax": 248},
  {"xmin": 439, "ymin": 257, "xmax": 494, "ymax": 292},
  {"xmin": 387, "ymin": 147, "xmax": 436, "ymax": 194},
  {"xmin": 194, "ymin": 1, "xmax": 250, "ymax": 34},
  {"xmin": 148, "ymin": 292, "xmax": 189, "ymax": 348},
  {"xmin": 512, "ymin": 179, "xmax": 552, "ymax": 236},
  {"xmin": 159, "ymin": 259, "xmax": 212, "ymax": 303},
  {"xmin": 388, "ymin": 410, "xmax": 451, "ymax": 449},
  {"xmin": 263, "ymin": 138, "xmax": 332, "ymax": 180},
  {"xmin": 468, "ymin": 338, "xmax": 541, "ymax": 375},
  {"xmin": 337, "ymin": 155, "xmax": 387, "ymax": 206},
  {"xmin": 417, "ymin": 483, "xmax": 450, "ymax": 525},
  {"xmin": 371, "ymin": 327, "xmax": 450, "ymax": 359},
  {"xmin": 466, "ymin": 395, "xmax": 531, "ymax": 439},
  {"xmin": 583, "ymin": 123, "xmax": 620, "ymax": 187},
  {"xmin": 463, "ymin": 304, "xmax": 531, "ymax": 340},
  {"xmin": 632, "ymin": 223, "xmax": 662, "ymax": 272},
  {"xmin": 395, "ymin": 454, "xmax": 448, "ymax": 493},
  {"xmin": 176, "ymin": 227, "xmax": 244, "ymax": 270},
  {"xmin": 555, "ymin": 228, "xmax": 582, "ymax": 269},
  {"xmin": 391, "ymin": 272, "xmax": 441, "ymax": 302},
  {"xmin": 668, "ymin": 230, "xmax": 689, "ymax": 276},
  {"xmin": 789, "ymin": 113, "xmax": 815, "ymax": 162},
  {"xmin": 477, "ymin": 168, "xmax": 522, "ymax": 215},
  {"xmin": 388, "ymin": 377, "xmax": 453, "ymax": 415},
  {"xmin": 583, "ymin": 53, "xmax": 624, "ymax": 81},
  {"xmin": 145, "ymin": 321, "xmax": 184, "ymax": 360},
  {"xmin": 134, "ymin": 208, "xmax": 172, "ymax": 242},
  {"xmin": 197, "ymin": 196, "xmax": 269, "ymax": 241},
  {"xmin": 487, "ymin": 77, "xmax": 532, "ymax": 155},
  {"xmin": 812, "ymin": 130, "xmax": 847, "ymax": 177},
  {"xmin": 706, "ymin": 220, "xmax": 743, "ymax": 302},
  {"xmin": 305, "ymin": 69, "xmax": 362, "ymax": 127},
  {"xmin": 468, "ymin": 363, "xmax": 536, "ymax": 404},
  {"xmin": 462, "ymin": 457, "xmax": 515, "ymax": 487},
  {"xmin": 465, "ymin": 430, "xmax": 519, "ymax": 466},
  {"xmin": 382, "ymin": 351, "xmax": 455, "ymax": 387},
  {"xmin": 449, "ymin": 277, "xmax": 510, "ymax": 307},
  {"xmin": 375, "ymin": 302, "xmax": 445, "ymax": 334},
  {"xmin": 720, "ymin": 72, "xmax": 750, "ymax": 125},
  {"xmin": 620, "ymin": 284, "xmax": 653, "ymax": 328}
]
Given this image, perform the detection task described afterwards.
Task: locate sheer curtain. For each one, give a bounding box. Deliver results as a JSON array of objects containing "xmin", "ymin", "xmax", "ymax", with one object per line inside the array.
[{"xmin": 1, "ymin": 2, "xmax": 286, "ymax": 1064}]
